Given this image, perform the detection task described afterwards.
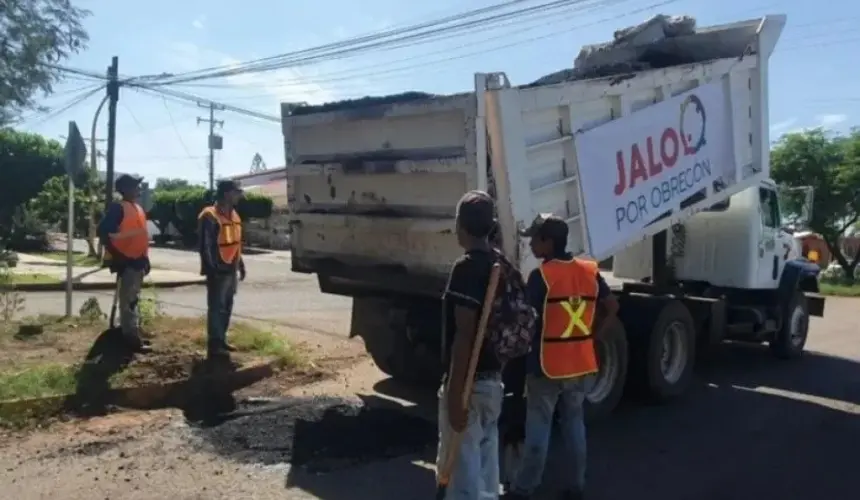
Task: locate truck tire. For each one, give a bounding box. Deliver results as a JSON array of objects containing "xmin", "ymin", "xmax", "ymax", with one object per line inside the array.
[
  {"xmin": 770, "ymin": 290, "xmax": 809, "ymax": 359},
  {"xmin": 640, "ymin": 300, "xmax": 696, "ymax": 401},
  {"xmin": 584, "ymin": 318, "xmax": 629, "ymax": 422},
  {"xmin": 352, "ymin": 298, "xmax": 442, "ymax": 387}
]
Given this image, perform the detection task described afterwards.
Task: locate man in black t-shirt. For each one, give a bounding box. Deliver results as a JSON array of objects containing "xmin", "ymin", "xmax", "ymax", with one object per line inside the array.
[{"xmin": 437, "ymin": 190, "xmax": 504, "ymax": 499}]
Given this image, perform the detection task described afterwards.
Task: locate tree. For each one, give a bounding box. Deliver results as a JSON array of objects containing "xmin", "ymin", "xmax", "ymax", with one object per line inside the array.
[
  {"xmin": 154, "ymin": 177, "xmax": 192, "ymax": 192},
  {"xmin": 771, "ymin": 128, "xmax": 860, "ymax": 282},
  {"xmin": 0, "ymin": 0, "xmax": 91, "ymax": 124},
  {"xmin": 27, "ymin": 168, "xmax": 104, "ymax": 255},
  {"xmin": 0, "ymin": 128, "xmax": 64, "ymax": 227}
]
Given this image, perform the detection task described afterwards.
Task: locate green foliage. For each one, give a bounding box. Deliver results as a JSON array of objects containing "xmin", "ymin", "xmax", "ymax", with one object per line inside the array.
[
  {"xmin": 1, "ymin": 205, "xmax": 50, "ymax": 253},
  {"xmin": 147, "ymin": 186, "xmax": 273, "ymax": 245},
  {"xmin": 0, "ymin": 1, "xmax": 91, "ymax": 124},
  {"xmin": 154, "ymin": 177, "xmax": 193, "ymax": 192},
  {"xmin": 26, "ymin": 168, "xmax": 105, "ymax": 236},
  {"xmin": 0, "ymin": 128, "xmax": 64, "ymax": 227},
  {"xmin": 771, "ymin": 128, "xmax": 860, "ymax": 281}
]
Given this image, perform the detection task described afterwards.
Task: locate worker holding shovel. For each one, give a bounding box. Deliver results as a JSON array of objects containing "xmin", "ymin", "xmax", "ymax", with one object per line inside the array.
[
  {"xmin": 436, "ymin": 190, "xmax": 538, "ymax": 499},
  {"xmin": 436, "ymin": 191, "xmax": 505, "ymax": 500}
]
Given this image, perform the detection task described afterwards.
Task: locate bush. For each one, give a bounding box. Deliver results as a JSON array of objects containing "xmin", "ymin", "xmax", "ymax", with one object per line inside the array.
[
  {"xmin": 820, "ymin": 262, "xmax": 860, "ymax": 284},
  {"xmin": 0, "ymin": 206, "xmax": 50, "ymax": 253},
  {"xmin": 147, "ymin": 187, "xmax": 274, "ymax": 246}
]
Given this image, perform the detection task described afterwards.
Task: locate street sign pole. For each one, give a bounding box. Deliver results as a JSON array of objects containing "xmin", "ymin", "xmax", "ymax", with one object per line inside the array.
[
  {"xmin": 64, "ymin": 121, "xmax": 87, "ymax": 318},
  {"xmin": 66, "ymin": 175, "xmax": 75, "ymax": 317}
]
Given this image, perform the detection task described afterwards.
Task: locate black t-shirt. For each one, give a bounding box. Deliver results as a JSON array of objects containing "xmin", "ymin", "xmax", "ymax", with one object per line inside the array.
[{"xmin": 441, "ymin": 248, "xmax": 502, "ymax": 376}]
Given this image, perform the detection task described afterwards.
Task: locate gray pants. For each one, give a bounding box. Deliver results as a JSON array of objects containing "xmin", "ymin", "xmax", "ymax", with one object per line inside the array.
[
  {"xmin": 118, "ymin": 267, "xmax": 144, "ymax": 339},
  {"xmin": 437, "ymin": 375, "xmax": 503, "ymax": 500},
  {"xmin": 206, "ymin": 272, "xmax": 237, "ymax": 349}
]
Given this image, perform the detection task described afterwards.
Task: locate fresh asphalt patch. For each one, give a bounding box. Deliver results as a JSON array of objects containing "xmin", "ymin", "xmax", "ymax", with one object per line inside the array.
[{"xmin": 188, "ymin": 395, "xmax": 437, "ymax": 473}]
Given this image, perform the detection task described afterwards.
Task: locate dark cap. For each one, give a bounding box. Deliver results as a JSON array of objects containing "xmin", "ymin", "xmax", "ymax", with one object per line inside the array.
[
  {"xmin": 520, "ymin": 213, "xmax": 568, "ymax": 241},
  {"xmin": 216, "ymin": 179, "xmax": 244, "ymax": 198},
  {"xmin": 456, "ymin": 190, "xmax": 496, "ymax": 238},
  {"xmin": 115, "ymin": 174, "xmax": 143, "ymax": 192}
]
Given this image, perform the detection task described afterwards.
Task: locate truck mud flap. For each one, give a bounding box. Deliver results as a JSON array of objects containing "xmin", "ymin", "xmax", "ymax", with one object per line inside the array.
[{"xmin": 804, "ymin": 292, "xmax": 825, "ymax": 317}]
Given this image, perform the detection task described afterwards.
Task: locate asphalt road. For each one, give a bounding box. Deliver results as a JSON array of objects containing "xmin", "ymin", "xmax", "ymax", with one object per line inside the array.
[
  {"xmin": 22, "ymin": 243, "xmax": 352, "ymax": 337},
  {"xmin": 3, "ymin": 297, "xmax": 860, "ymax": 500}
]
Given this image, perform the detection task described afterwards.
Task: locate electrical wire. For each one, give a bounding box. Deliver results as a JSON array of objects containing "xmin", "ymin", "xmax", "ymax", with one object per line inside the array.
[
  {"xmin": 138, "ymin": 0, "xmax": 547, "ymax": 83},
  {"xmin": 160, "ymin": 96, "xmax": 195, "ymax": 158},
  {"xmin": 177, "ymin": 0, "xmax": 669, "ymax": 94},
  {"xmin": 21, "ymin": 84, "xmax": 106, "ymax": 128},
  {"xmin": 145, "ymin": 0, "xmax": 615, "ymax": 85},
  {"xmin": 128, "ymin": 84, "xmax": 280, "ymax": 123}
]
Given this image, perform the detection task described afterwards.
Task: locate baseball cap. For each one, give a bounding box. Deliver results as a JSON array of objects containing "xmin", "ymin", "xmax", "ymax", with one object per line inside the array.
[
  {"xmin": 216, "ymin": 179, "xmax": 244, "ymax": 197},
  {"xmin": 115, "ymin": 174, "xmax": 143, "ymax": 192},
  {"xmin": 520, "ymin": 213, "xmax": 568, "ymax": 241}
]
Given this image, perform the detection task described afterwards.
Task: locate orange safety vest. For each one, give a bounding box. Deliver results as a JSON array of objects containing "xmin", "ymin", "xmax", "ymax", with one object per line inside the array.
[
  {"xmin": 104, "ymin": 201, "xmax": 149, "ymax": 262},
  {"xmin": 539, "ymin": 258, "xmax": 599, "ymax": 379},
  {"xmin": 198, "ymin": 206, "xmax": 242, "ymax": 264}
]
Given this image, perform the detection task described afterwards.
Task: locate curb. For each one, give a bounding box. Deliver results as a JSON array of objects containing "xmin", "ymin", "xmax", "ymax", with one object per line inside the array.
[
  {"xmin": 0, "ymin": 359, "xmax": 279, "ymax": 423},
  {"xmin": 11, "ymin": 279, "xmax": 206, "ymax": 292}
]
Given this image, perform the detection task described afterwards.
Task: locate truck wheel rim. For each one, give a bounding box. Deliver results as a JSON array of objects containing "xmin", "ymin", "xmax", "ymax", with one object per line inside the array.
[
  {"xmin": 585, "ymin": 336, "xmax": 618, "ymax": 404},
  {"xmin": 661, "ymin": 321, "xmax": 688, "ymax": 384},
  {"xmin": 789, "ymin": 306, "xmax": 808, "ymax": 347}
]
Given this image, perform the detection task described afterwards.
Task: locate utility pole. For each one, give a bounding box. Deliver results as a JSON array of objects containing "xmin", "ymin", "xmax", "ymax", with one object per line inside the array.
[
  {"xmin": 197, "ymin": 102, "xmax": 224, "ymax": 192},
  {"xmin": 104, "ymin": 56, "xmax": 120, "ymax": 212}
]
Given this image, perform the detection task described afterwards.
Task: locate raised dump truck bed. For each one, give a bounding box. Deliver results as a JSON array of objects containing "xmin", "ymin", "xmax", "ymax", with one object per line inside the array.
[{"xmin": 282, "ymin": 15, "xmax": 824, "ymax": 421}]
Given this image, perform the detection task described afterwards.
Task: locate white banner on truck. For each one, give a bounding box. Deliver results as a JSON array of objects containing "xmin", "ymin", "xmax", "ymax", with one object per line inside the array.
[{"xmin": 574, "ymin": 81, "xmax": 731, "ymax": 258}]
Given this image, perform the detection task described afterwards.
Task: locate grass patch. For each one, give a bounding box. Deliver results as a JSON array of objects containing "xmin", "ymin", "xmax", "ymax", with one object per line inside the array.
[
  {"xmin": 819, "ymin": 282, "xmax": 860, "ymax": 297},
  {"xmin": 0, "ymin": 314, "xmax": 303, "ymax": 402},
  {"xmin": 37, "ymin": 251, "xmax": 101, "ymax": 267},
  {"xmin": 5, "ymin": 272, "xmax": 61, "ymax": 285},
  {"xmin": 0, "ymin": 364, "xmax": 78, "ymax": 401}
]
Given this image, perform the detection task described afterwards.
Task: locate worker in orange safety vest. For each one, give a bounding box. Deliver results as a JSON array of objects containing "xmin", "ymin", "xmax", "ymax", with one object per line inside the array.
[
  {"xmin": 97, "ymin": 174, "xmax": 152, "ymax": 353},
  {"xmin": 505, "ymin": 214, "xmax": 619, "ymax": 500},
  {"xmin": 198, "ymin": 180, "xmax": 247, "ymax": 359}
]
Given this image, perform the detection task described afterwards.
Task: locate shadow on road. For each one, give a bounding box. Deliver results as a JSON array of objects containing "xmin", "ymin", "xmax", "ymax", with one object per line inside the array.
[
  {"xmin": 188, "ymin": 393, "xmax": 437, "ymax": 498},
  {"xmin": 181, "ymin": 344, "xmax": 860, "ymax": 499},
  {"xmin": 373, "ymin": 345, "xmax": 860, "ymax": 500},
  {"xmin": 71, "ymin": 327, "xmax": 134, "ymax": 416}
]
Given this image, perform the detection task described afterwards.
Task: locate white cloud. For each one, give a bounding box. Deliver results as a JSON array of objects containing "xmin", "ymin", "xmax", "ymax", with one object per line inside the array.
[
  {"xmin": 770, "ymin": 117, "xmax": 797, "ymax": 135},
  {"xmin": 815, "ymin": 113, "xmax": 847, "ymax": 128},
  {"xmin": 166, "ymin": 41, "xmax": 340, "ymax": 106},
  {"xmin": 192, "ymin": 15, "xmax": 206, "ymax": 30}
]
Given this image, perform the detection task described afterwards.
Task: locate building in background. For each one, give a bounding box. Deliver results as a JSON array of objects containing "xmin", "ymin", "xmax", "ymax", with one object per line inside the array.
[{"xmin": 224, "ymin": 167, "xmax": 290, "ymax": 249}]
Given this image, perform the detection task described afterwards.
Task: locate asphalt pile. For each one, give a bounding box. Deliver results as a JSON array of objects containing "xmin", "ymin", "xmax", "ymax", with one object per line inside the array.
[{"xmin": 190, "ymin": 395, "xmax": 437, "ymax": 473}]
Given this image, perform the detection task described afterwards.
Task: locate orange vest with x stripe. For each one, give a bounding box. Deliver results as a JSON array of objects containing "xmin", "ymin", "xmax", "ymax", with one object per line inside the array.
[{"xmin": 538, "ymin": 258, "xmax": 599, "ymax": 379}]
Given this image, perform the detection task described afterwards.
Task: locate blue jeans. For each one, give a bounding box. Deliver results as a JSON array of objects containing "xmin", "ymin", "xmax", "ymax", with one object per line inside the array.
[
  {"xmin": 437, "ymin": 375, "xmax": 503, "ymax": 500},
  {"xmin": 206, "ymin": 272, "xmax": 237, "ymax": 349},
  {"xmin": 511, "ymin": 374, "xmax": 587, "ymax": 495}
]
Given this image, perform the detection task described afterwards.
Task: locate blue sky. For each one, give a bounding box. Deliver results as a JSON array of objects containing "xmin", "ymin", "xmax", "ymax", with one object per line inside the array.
[{"xmin": 15, "ymin": 0, "xmax": 860, "ymax": 185}]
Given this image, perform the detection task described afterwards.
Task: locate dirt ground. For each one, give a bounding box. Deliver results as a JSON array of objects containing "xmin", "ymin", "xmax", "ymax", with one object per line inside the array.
[
  {"xmin": 0, "ymin": 315, "xmax": 288, "ymax": 398},
  {"xmin": 1, "ymin": 297, "xmax": 860, "ymax": 500}
]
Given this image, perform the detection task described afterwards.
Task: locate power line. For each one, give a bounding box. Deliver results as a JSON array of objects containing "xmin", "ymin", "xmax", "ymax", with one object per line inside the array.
[
  {"xmin": 161, "ymin": 96, "xmax": 195, "ymax": 158},
  {"xmin": 129, "ymin": 83, "xmax": 280, "ymax": 122},
  {"xmin": 140, "ymin": 0, "xmax": 544, "ymax": 84},
  {"xmin": 144, "ymin": 0, "xmax": 613, "ymax": 85},
  {"xmin": 177, "ymin": 0, "xmax": 667, "ymax": 94},
  {"xmin": 23, "ymin": 85, "xmax": 106, "ymax": 128}
]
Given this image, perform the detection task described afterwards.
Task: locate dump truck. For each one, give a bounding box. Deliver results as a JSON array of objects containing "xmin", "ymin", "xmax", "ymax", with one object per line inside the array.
[{"xmin": 281, "ymin": 14, "xmax": 825, "ymax": 420}]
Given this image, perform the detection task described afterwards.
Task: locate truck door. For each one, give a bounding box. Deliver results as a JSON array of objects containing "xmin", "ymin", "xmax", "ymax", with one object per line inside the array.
[{"xmin": 756, "ymin": 187, "xmax": 782, "ymax": 288}]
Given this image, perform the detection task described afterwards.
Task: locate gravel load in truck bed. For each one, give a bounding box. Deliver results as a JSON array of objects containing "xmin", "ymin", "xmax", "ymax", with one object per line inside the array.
[{"xmin": 289, "ymin": 13, "xmax": 756, "ymax": 113}]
